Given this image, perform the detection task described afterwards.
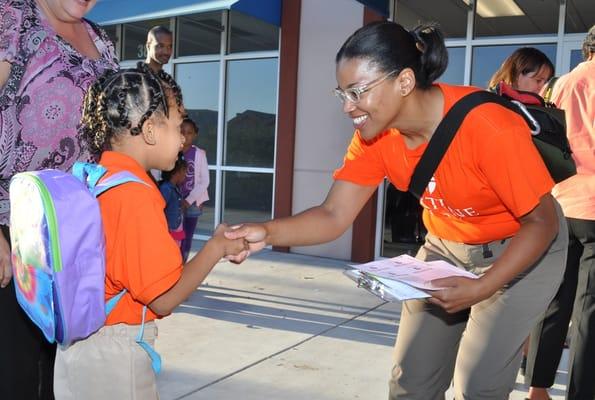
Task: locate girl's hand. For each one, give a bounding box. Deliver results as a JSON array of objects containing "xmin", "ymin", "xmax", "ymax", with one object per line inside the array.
[
  {"xmin": 223, "ymin": 224, "xmax": 268, "ymax": 264},
  {"xmin": 427, "ymin": 276, "xmax": 495, "ymax": 313},
  {"xmin": 212, "ymin": 224, "xmax": 249, "ymax": 257}
]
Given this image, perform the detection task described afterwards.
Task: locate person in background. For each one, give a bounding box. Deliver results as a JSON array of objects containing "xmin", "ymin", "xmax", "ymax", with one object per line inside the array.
[
  {"xmin": 145, "ymin": 25, "xmax": 175, "ymax": 183},
  {"xmin": 160, "ymin": 155, "xmax": 188, "ymax": 247},
  {"xmin": 488, "ymin": 46, "xmax": 555, "ymax": 376},
  {"xmin": 526, "ymin": 25, "xmax": 595, "ymax": 400},
  {"xmin": 225, "ymin": 21, "xmax": 567, "ymax": 399},
  {"xmin": 488, "ymin": 47, "xmax": 554, "ymax": 93},
  {"xmin": 144, "ymin": 25, "xmax": 173, "ymax": 74},
  {"xmin": 179, "ymin": 117, "xmax": 210, "ymax": 262},
  {"xmin": 0, "ymin": 0, "xmax": 118, "ymax": 398},
  {"xmin": 54, "ymin": 65, "xmax": 246, "ymax": 400}
]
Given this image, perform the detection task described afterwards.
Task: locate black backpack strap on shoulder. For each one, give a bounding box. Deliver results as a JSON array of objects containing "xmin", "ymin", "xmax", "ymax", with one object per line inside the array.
[{"xmin": 409, "ymin": 90, "xmax": 509, "ymax": 199}]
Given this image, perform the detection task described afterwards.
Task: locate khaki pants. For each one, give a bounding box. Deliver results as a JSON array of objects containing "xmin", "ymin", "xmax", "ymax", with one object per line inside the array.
[
  {"xmin": 389, "ymin": 204, "xmax": 568, "ymax": 400},
  {"xmin": 54, "ymin": 322, "xmax": 159, "ymax": 400}
]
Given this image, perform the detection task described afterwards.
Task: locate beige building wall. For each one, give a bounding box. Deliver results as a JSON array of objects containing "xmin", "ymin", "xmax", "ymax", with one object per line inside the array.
[{"xmin": 291, "ymin": 0, "xmax": 365, "ymax": 260}]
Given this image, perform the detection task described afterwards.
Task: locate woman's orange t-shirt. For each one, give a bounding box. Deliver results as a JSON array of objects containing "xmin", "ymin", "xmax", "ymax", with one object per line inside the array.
[{"xmin": 334, "ymin": 83, "xmax": 554, "ymax": 244}]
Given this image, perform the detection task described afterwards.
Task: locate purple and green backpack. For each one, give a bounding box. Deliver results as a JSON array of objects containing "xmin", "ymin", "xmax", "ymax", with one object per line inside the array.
[{"xmin": 9, "ymin": 162, "xmax": 143, "ymax": 346}]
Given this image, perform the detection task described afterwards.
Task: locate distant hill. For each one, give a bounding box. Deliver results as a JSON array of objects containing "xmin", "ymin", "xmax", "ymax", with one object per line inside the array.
[
  {"xmin": 184, "ymin": 109, "xmax": 276, "ymax": 211},
  {"xmin": 227, "ymin": 110, "xmax": 276, "ymax": 167}
]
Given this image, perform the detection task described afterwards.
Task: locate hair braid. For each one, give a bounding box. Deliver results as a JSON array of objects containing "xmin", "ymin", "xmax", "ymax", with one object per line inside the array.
[{"xmin": 80, "ymin": 63, "xmax": 184, "ymax": 156}]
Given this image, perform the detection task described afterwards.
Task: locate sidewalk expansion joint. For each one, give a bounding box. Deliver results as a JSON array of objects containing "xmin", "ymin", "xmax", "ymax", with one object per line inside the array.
[{"xmin": 173, "ymin": 300, "xmax": 388, "ymax": 399}]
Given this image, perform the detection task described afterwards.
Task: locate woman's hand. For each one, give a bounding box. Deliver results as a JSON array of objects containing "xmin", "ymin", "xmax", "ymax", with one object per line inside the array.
[
  {"xmin": 0, "ymin": 233, "xmax": 12, "ymax": 288},
  {"xmin": 223, "ymin": 223, "xmax": 268, "ymax": 263},
  {"xmin": 211, "ymin": 224, "xmax": 249, "ymax": 258},
  {"xmin": 428, "ymin": 276, "xmax": 495, "ymax": 313}
]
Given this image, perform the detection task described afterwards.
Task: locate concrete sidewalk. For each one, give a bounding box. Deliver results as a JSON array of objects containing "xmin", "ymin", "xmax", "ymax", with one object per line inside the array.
[{"xmin": 155, "ymin": 247, "xmax": 569, "ymax": 400}]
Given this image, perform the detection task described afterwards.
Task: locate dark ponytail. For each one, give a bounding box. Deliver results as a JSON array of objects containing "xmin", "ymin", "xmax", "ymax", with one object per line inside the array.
[
  {"xmin": 409, "ymin": 23, "xmax": 448, "ymax": 88},
  {"xmin": 336, "ymin": 21, "xmax": 448, "ymax": 89}
]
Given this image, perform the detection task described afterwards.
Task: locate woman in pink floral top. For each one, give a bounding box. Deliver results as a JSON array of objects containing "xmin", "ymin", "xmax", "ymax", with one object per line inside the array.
[{"xmin": 0, "ymin": 0, "xmax": 118, "ymax": 398}]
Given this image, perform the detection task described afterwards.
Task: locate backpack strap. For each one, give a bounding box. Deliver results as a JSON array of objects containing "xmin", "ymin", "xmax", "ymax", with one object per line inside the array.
[
  {"xmin": 136, "ymin": 306, "xmax": 162, "ymax": 374},
  {"xmin": 409, "ymin": 90, "xmax": 541, "ymax": 199},
  {"xmin": 93, "ymin": 171, "xmax": 148, "ymax": 196},
  {"xmin": 105, "ymin": 289, "xmax": 127, "ymax": 315},
  {"xmin": 72, "ymin": 161, "xmax": 149, "ymax": 196},
  {"xmin": 105, "ymin": 290, "xmax": 162, "ymax": 374},
  {"xmin": 72, "ymin": 161, "xmax": 107, "ymax": 188}
]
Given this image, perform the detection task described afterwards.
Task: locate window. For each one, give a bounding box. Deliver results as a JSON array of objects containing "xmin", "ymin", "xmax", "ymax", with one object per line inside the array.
[
  {"xmin": 471, "ymin": 44, "xmax": 556, "ymax": 88},
  {"xmin": 101, "ymin": 25, "xmax": 120, "ymax": 57},
  {"xmin": 122, "ymin": 18, "xmax": 170, "ymax": 61},
  {"xmin": 222, "ymin": 171, "xmax": 273, "ymax": 226},
  {"xmin": 175, "ymin": 62, "xmax": 221, "ymax": 165},
  {"xmin": 177, "ymin": 12, "xmax": 223, "ymax": 57},
  {"xmin": 570, "ymin": 49, "xmax": 583, "ymax": 70},
  {"xmin": 224, "ymin": 58, "xmax": 278, "ymax": 168},
  {"xmin": 228, "ymin": 10, "xmax": 279, "ymax": 53},
  {"xmin": 197, "ymin": 170, "xmax": 216, "ymax": 237},
  {"xmin": 441, "ymin": 47, "xmax": 466, "ymax": 84}
]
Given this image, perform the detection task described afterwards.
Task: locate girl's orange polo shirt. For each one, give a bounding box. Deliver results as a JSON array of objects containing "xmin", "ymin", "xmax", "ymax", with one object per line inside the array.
[
  {"xmin": 98, "ymin": 151, "xmax": 183, "ymax": 325},
  {"xmin": 334, "ymin": 83, "xmax": 554, "ymax": 244}
]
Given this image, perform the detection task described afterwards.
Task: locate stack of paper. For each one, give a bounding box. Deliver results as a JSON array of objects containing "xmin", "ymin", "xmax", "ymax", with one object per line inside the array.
[{"xmin": 344, "ymin": 254, "xmax": 478, "ymax": 301}]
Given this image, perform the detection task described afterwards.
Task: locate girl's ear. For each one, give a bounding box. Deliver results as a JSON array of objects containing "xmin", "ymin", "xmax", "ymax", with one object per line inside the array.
[{"xmin": 142, "ymin": 120, "xmax": 157, "ymax": 145}]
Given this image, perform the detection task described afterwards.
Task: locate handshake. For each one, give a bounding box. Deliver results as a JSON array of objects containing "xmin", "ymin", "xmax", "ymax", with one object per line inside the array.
[{"xmin": 208, "ymin": 223, "xmax": 268, "ymax": 263}]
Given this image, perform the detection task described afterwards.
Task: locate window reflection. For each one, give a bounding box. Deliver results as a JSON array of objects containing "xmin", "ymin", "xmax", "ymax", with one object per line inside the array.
[
  {"xmin": 474, "ymin": 0, "xmax": 558, "ymax": 37},
  {"xmin": 102, "ymin": 25, "xmax": 119, "ymax": 56},
  {"xmin": 222, "ymin": 171, "xmax": 273, "ymax": 226},
  {"xmin": 441, "ymin": 47, "xmax": 465, "ymax": 84},
  {"xmin": 396, "ymin": 0, "xmax": 468, "ymax": 38},
  {"xmin": 175, "ymin": 62, "xmax": 220, "ymax": 165},
  {"xmin": 177, "ymin": 12, "xmax": 223, "ymax": 57},
  {"xmin": 471, "ymin": 44, "xmax": 556, "ymax": 88},
  {"xmin": 224, "ymin": 58, "xmax": 278, "ymax": 168},
  {"xmin": 570, "ymin": 49, "xmax": 583, "ymax": 70},
  {"xmin": 228, "ymin": 10, "xmax": 279, "ymax": 53},
  {"xmin": 122, "ymin": 18, "xmax": 170, "ymax": 61}
]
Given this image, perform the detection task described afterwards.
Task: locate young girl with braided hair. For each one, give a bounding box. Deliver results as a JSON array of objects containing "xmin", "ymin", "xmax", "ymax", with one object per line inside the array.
[{"xmin": 53, "ymin": 63, "xmax": 247, "ymax": 400}]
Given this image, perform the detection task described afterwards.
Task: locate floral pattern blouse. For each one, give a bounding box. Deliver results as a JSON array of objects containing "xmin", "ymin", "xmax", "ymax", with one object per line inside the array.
[{"xmin": 0, "ymin": 0, "xmax": 118, "ymax": 225}]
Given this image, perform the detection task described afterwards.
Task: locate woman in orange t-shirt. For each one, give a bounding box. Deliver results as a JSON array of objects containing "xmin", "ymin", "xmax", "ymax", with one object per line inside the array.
[{"xmin": 226, "ymin": 21, "xmax": 567, "ymax": 399}]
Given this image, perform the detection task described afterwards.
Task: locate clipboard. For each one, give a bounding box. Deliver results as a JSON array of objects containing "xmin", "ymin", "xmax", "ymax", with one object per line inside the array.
[{"xmin": 343, "ymin": 269, "xmax": 430, "ymax": 302}]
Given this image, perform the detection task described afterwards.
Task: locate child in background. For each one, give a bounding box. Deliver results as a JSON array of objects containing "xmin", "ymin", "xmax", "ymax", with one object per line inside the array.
[
  {"xmin": 160, "ymin": 155, "xmax": 187, "ymax": 247},
  {"xmin": 179, "ymin": 117, "xmax": 210, "ymax": 262},
  {"xmin": 53, "ymin": 64, "xmax": 246, "ymax": 400},
  {"xmin": 488, "ymin": 47, "xmax": 554, "ymax": 93}
]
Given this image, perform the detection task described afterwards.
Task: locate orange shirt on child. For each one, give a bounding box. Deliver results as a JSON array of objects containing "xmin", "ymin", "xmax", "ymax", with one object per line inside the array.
[
  {"xmin": 334, "ymin": 83, "xmax": 554, "ymax": 244},
  {"xmin": 98, "ymin": 151, "xmax": 183, "ymax": 325}
]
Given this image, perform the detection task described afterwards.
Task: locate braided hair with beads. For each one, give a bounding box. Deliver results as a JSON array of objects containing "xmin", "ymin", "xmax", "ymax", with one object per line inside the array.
[{"xmin": 80, "ymin": 62, "xmax": 183, "ymax": 155}]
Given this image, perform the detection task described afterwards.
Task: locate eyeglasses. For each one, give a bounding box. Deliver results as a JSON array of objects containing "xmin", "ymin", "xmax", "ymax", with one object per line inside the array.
[{"xmin": 333, "ymin": 70, "xmax": 398, "ymax": 104}]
